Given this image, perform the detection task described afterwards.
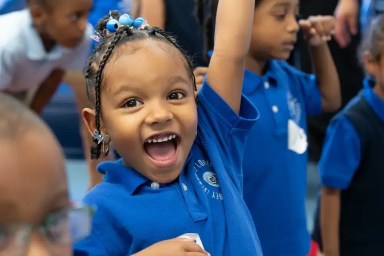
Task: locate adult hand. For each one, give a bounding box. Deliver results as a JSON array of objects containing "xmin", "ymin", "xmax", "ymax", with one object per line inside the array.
[{"xmin": 333, "ymin": 0, "xmax": 359, "ymax": 48}]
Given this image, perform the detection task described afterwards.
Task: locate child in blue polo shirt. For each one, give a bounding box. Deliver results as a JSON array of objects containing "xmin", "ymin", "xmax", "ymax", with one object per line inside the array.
[
  {"xmin": 194, "ymin": 2, "xmax": 340, "ymax": 254},
  {"xmin": 74, "ymin": 0, "xmax": 262, "ymax": 255},
  {"xmin": 240, "ymin": 1, "xmax": 340, "ymax": 255},
  {"xmin": 317, "ymin": 14, "xmax": 384, "ymax": 256}
]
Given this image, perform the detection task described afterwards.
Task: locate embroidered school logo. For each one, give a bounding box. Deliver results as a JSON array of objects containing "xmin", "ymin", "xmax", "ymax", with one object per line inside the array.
[
  {"xmin": 286, "ymin": 91, "xmax": 302, "ymax": 123},
  {"xmin": 203, "ymin": 172, "xmax": 220, "ymax": 187},
  {"xmin": 194, "ymin": 159, "xmax": 223, "ymax": 201}
]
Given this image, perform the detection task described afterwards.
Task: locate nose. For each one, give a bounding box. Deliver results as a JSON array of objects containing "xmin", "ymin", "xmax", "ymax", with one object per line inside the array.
[
  {"xmin": 145, "ymin": 101, "xmax": 173, "ymax": 126},
  {"xmin": 25, "ymin": 232, "xmax": 50, "ymax": 256},
  {"xmin": 26, "ymin": 231, "xmax": 72, "ymax": 256},
  {"xmin": 78, "ymin": 17, "xmax": 87, "ymax": 34},
  {"xmin": 287, "ymin": 14, "xmax": 299, "ymax": 33}
]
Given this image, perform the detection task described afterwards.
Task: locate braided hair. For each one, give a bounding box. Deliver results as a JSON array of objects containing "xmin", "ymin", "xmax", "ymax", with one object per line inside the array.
[{"xmin": 85, "ymin": 11, "xmax": 196, "ymax": 159}]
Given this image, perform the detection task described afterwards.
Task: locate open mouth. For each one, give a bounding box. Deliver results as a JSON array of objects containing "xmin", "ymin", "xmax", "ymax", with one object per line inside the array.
[{"xmin": 143, "ymin": 133, "xmax": 180, "ymax": 168}]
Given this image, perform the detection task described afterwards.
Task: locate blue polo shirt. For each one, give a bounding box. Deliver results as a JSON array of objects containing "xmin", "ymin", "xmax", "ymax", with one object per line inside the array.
[
  {"xmin": 242, "ymin": 60, "xmax": 322, "ymax": 256},
  {"xmin": 74, "ymin": 82, "xmax": 263, "ymax": 256},
  {"xmin": 319, "ymin": 78, "xmax": 384, "ymax": 189}
]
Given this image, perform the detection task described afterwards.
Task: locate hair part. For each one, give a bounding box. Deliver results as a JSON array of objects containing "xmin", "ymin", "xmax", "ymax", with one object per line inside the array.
[
  {"xmin": 359, "ymin": 14, "xmax": 384, "ymax": 65},
  {"xmin": 85, "ymin": 10, "xmax": 196, "ymax": 159}
]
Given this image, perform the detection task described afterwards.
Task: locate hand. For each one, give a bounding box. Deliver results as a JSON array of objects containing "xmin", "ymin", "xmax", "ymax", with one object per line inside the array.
[
  {"xmin": 299, "ymin": 16, "xmax": 336, "ymax": 47},
  {"xmin": 193, "ymin": 66, "xmax": 208, "ymax": 91},
  {"xmin": 131, "ymin": 238, "xmax": 210, "ymax": 256},
  {"xmin": 333, "ymin": 0, "xmax": 359, "ymax": 48}
]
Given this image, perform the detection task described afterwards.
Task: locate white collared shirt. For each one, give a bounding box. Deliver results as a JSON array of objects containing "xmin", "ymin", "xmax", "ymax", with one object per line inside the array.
[{"xmin": 0, "ymin": 9, "xmax": 93, "ymax": 93}]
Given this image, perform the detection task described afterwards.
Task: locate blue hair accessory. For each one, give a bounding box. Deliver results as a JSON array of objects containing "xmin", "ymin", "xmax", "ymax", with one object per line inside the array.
[
  {"xmin": 133, "ymin": 17, "xmax": 145, "ymax": 28},
  {"xmin": 119, "ymin": 14, "xmax": 134, "ymax": 26},
  {"xmin": 106, "ymin": 18, "xmax": 119, "ymax": 32},
  {"xmin": 105, "ymin": 13, "xmax": 148, "ymax": 33}
]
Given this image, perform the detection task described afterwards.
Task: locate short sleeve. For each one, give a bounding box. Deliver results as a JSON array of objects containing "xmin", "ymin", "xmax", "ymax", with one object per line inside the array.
[
  {"xmin": 296, "ymin": 70, "xmax": 322, "ymax": 116},
  {"xmin": 0, "ymin": 45, "xmax": 15, "ymax": 90},
  {"xmin": 319, "ymin": 115, "xmax": 361, "ymax": 189},
  {"xmin": 197, "ymin": 81, "xmax": 259, "ymax": 189}
]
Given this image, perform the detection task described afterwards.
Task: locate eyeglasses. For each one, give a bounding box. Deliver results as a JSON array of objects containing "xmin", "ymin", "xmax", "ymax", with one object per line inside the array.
[{"xmin": 0, "ymin": 206, "xmax": 94, "ymax": 256}]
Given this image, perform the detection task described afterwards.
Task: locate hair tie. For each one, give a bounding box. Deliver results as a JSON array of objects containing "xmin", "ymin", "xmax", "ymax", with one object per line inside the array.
[{"xmin": 106, "ymin": 13, "xmax": 148, "ymax": 33}]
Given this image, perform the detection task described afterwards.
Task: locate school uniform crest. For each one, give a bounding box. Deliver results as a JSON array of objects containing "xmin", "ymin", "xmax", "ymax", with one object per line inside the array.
[
  {"xmin": 203, "ymin": 171, "xmax": 220, "ymax": 187},
  {"xmin": 193, "ymin": 160, "xmax": 223, "ymax": 200}
]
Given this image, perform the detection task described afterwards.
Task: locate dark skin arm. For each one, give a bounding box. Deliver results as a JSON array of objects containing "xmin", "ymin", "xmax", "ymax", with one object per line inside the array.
[{"xmin": 30, "ymin": 69, "xmax": 65, "ymax": 114}]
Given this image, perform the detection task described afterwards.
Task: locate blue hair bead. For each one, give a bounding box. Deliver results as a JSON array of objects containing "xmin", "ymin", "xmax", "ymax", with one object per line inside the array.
[
  {"xmin": 119, "ymin": 14, "xmax": 134, "ymax": 26},
  {"xmin": 133, "ymin": 17, "xmax": 145, "ymax": 28},
  {"xmin": 106, "ymin": 18, "xmax": 119, "ymax": 32}
]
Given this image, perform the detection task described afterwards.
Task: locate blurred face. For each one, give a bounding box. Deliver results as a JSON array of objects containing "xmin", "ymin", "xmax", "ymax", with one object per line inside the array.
[
  {"xmin": 249, "ymin": 0, "xmax": 300, "ymax": 61},
  {"xmin": 84, "ymin": 40, "xmax": 198, "ymax": 183},
  {"xmin": 364, "ymin": 50, "xmax": 384, "ymax": 99},
  {"xmin": 0, "ymin": 132, "xmax": 70, "ymax": 256},
  {"xmin": 33, "ymin": 0, "xmax": 92, "ymax": 48}
]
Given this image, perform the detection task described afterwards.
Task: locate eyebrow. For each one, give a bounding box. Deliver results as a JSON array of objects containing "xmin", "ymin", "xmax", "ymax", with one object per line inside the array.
[
  {"xmin": 271, "ymin": 2, "xmax": 299, "ymax": 9},
  {"xmin": 111, "ymin": 76, "xmax": 191, "ymax": 97}
]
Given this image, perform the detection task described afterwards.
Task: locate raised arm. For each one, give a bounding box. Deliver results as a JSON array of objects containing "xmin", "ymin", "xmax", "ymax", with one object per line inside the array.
[
  {"xmin": 135, "ymin": 0, "xmax": 165, "ymax": 29},
  {"xmin": 206, "ymin": 0, "xmax": 255, "ymax": 114},
  {"xmin": 299, "ymin": 16, "xmax": 341, "ymax": 113}
]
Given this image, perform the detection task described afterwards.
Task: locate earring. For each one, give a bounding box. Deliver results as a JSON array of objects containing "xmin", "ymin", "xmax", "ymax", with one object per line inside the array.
[{"xmin": 101, "ymin": 135, "xmax": 111, "ymax": 157}]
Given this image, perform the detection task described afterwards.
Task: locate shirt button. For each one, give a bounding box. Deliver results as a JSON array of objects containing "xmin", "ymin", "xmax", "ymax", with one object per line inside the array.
[
  {"xmin": 182, "ymin": 183, "xmax": 188, "ymax": 192},
  {"xmin": 272, "ymin": 105, "xmax": 279, "ymax": 113},
  {"xmin": 151, "ymin": 182, "xmax": 160, "ymax": 189},
  {"xmin": 264, "ymin": 81, "xmax": 270, "ymax": 89}
]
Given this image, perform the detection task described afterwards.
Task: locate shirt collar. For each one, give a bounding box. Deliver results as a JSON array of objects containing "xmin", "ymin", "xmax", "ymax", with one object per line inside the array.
[
  {"xmin": 244, "ymin": 61, "xmax": 278, "ymax": 94},
  {"xmin": 23, "ymin": 11, "xmax": 68, "ymax": 60},
  {"xmin": 363, "ymin": 78, "xmax": 384, "ymax": 122},
  {"xmin": 97, "ymin": 159, "xmax": 149, "ymax": 195}
]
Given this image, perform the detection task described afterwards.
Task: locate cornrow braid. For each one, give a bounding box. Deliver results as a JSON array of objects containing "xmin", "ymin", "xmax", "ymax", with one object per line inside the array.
[{"xmin": 85, "ymin": 11, "xmax": 196, "ymax": 160}]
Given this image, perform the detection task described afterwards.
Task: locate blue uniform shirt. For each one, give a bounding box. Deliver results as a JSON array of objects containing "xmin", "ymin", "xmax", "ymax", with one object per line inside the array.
[
  {"xmin": 74, "ymin": 82, "xmax": 263, "ymax": 256},
  {"xmin": 319, "ymin": 78, "xmax": 384, "ymax": 189},
  {"xmin": 242, "ymin": 60, "xmax": 322, "ymax": 256}
]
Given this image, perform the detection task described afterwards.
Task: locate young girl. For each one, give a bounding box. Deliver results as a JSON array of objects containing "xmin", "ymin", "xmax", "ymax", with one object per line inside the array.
[
  {"xmin": 74, "ymin": 0, "xmax": 262, "ymax": 255},
  {"xmin": 0, "ymin": 93, "xmax": 93, "ymax": 256},
  {"xmin": 319, "ymin": 14, "xmax": 384, "ymax": 256}
]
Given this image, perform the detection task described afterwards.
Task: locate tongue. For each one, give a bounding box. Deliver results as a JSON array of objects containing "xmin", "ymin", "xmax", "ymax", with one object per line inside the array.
[{"xmin": 145, "ymin": 141, "xmax": 176, "ymax": 161}]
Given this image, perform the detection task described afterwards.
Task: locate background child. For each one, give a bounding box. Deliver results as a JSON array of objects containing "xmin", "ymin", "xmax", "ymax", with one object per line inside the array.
[
  {"xmin": 0, "ymin": 0, "xmax": 92, "ymax": 113},
  {"xmin": 0, "ymin": 93, "xmax": 93, "ymax": 256},
  {"xmin": 195, "ymin": 0, "xmax": 341, "ymax": 255},
  {"xmin": 317, "ymin": 14, "xmax": 384, "ymax": 256},
  {"xmin": 74, "ymin": 0, "xmax": 262, "ymax": 254},
  {"xmin": 241, "ymin": 2, "xmax": 340, "ymax": 255}
]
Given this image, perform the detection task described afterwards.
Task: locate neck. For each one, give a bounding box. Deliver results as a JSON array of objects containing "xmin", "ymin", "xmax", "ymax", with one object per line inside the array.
[
  {"xmin": 39, "ymin": 32, "xmax": 56, "ymax": 52},
  {"xmin": 245, "ymin": 55, "xmax": 267, "ymax": 75}
]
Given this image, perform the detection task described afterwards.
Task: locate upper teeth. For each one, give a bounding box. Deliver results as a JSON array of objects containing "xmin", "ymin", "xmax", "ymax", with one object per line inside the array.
[{"xmin": 146, "ymin": 134, "xmax": 176, "ymax": 143}]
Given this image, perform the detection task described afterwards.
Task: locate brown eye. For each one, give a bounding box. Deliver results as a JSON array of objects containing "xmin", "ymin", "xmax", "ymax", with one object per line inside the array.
[
  {"xmin": 123, "ymin": 99, "xmax": 142, "ymax": 108},
  {"xmin": 168, "ymin": 91, "xmax": 185, "ymax": 100}
]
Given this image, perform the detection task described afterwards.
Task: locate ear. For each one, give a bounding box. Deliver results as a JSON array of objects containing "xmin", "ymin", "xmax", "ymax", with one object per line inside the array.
[
  {"xmin": 363, "ymin": 50, "xmax": 378, "ymax": 77},
  {"xmin": 82, "ymin": 108, "xmax": 108, "ymax": 136},
  {"xmin": 29, "ymin": 3, "xmax": 47, "ymax": 28}
]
